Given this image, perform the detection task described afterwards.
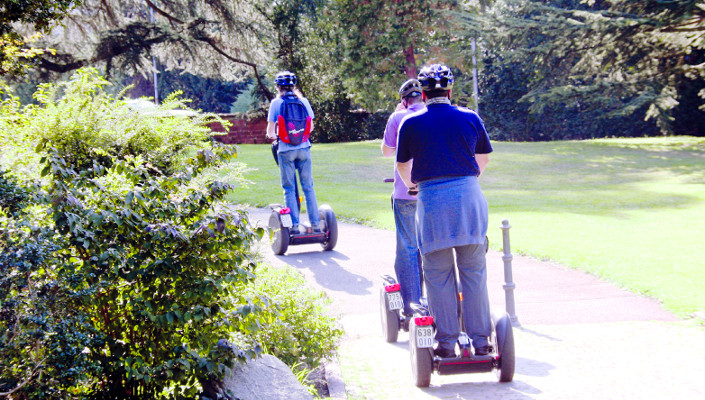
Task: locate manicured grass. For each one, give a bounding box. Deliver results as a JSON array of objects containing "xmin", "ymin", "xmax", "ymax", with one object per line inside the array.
[{"xmin": 226, "ymin": 137, "xmax": 705, "ymax": 317}]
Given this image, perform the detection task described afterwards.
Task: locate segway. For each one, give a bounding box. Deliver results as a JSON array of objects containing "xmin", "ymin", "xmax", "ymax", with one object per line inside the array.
[
  {"xmin": 268, "ymin": 139, "xmax": 338, "ymax": 255},
  {"xmin": 379, "ymin": 178, "xmax": 422, "ymax": 342},
  {"xmin": 379, "ymin": 275, "xmax": 406, "ymax": 343},
  {"xmin": 408, "ymin": 294, "xmax": 515, "ymax": 386},
  {"xmin": 407, "ymin": 235, "xmax": 515, "ymax": 387}
]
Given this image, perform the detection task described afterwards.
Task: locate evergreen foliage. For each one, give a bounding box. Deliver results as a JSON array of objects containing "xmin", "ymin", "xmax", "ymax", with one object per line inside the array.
[
  {"xmin": 17, "ymin": 1, "xmax": 273, "ymax": 98},
  {"xmin": 6, "ymin": 0, "xmax": 704, "ymax": 140},
  {"xmin": 476, "ymin": 0, "xmax": 705, "ymax": 135}
]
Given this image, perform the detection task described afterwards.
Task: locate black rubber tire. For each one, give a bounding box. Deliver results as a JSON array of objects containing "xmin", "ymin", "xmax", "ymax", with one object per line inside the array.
[
  {"xmin": 269, "ymin": 211, "xmax": 289, "ymax": 255},
  {"xmin": 497, "ymin": 319, "xmax": 516, "ymax": 383},
  {"xmin": 319, "ymin": 205, "xmax": 338, "ymax": 251},
  {"xmin": 409, "ymin": 319, "xmax": 433, "ymax": 387},
  {"xmin": 380, "ymin": 287, "xmax": 400, "ymax": 343}
]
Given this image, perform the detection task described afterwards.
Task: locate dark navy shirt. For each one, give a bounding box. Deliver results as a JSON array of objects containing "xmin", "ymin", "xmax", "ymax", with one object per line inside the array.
[{"xmin": 396, "ymin": 103, "xmax": 493, "ymax": 183}]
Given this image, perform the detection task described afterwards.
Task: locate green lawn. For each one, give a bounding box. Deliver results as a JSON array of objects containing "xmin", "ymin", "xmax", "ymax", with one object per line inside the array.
[{"xmin": 226, "ymin": 137, "xmax": 705, "ymax": 317}]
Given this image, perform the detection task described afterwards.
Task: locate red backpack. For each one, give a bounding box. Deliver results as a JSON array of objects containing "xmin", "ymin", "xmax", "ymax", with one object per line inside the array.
[{"xmin": 277, "ymin": 93, "xmax": 312, "ymax": 146}]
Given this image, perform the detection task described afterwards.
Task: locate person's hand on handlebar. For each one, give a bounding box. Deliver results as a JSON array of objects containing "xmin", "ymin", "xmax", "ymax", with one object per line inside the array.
[{"xmin": 407, "ymin": 184, "xmax": 418, "ymax": 196}]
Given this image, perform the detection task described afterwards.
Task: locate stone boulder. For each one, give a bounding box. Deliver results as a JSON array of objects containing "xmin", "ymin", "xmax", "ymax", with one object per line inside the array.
[{"xmin": 205, "ymin": 354, "xmax": 314, "ymax": 400}]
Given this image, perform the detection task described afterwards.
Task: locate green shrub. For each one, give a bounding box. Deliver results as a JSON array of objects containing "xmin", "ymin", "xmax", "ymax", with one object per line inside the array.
[
  {"xmin": 242, "ymin": 264, "xmax": 343, "ymax": 369},
  {"xmin": 0, "ymin": 214, "xmax": 101, "ymax": 399},
  {"xmin": 0, "ymin": 170, "xmax": 29, "ymax": 215},
  {"xmin": 0, "ymin": 68, "xmax": 267, "ymax": 399},
  {"xmin": 1, "ymin": 68, "xmax": 226, "ymax": 178}
]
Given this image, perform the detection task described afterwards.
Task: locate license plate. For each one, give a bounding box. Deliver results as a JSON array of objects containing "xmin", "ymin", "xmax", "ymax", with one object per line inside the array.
[
  {"xmin": 386, "ymin": 292, "xmax": 403, "ymax": 311},
  {"xmin": 416, "ymin": 326, "xmax": 434, "ymax": 348},
  {"xmin": 280, "ymin": 214, "xmax": 292, "ymax": 228}
]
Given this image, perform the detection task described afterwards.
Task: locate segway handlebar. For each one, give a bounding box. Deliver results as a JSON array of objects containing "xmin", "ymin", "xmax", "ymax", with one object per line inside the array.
[{"xmin": 383, "ymin": 178, "xmax": 418, "ymax": 196}]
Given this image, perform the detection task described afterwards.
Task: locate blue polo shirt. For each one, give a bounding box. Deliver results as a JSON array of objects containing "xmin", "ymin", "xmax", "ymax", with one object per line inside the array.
[{"xmin": 396, "ymin": 104, "xmax": 492, "ymax": 183}]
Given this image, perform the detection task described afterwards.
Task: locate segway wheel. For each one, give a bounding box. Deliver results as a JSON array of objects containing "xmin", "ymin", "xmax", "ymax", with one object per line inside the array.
[
  {"xmin": 409, "ymin": 319, "xmax": 433, "ymax": 387},
  {"xmin": 319, "ymin": 205, "xmax": 338, "ymax": 251},
  {"xmin": 268, "ymin": 211, "xmax": 289, "ymax": 255},
  {"xmin": 379, "ymin": 287, "xmax": 400, "ymax": 343},
  {"xmin": 494, "ymin": 313, "xmax": 516, "ymax": 383}
]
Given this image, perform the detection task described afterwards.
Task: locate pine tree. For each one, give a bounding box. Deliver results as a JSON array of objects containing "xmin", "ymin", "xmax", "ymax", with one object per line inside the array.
[{"xmin": 480, "ymin": 0, "xmax": 705, "ymax": 134}]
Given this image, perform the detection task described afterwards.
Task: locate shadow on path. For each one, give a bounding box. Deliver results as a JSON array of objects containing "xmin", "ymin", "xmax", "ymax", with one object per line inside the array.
[{"xmin": 273, "ymin": 249, "xmax": 373, "ymax": 296}]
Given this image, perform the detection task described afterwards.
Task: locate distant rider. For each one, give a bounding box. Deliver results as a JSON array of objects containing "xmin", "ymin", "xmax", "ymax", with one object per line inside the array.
[
  {"xmin": 381, "ymin": 79, "xmax": 426, "ymax": 318},
  {"xmin": 265, "ymin": 71, "xmax": 322, "ymax": 233}
]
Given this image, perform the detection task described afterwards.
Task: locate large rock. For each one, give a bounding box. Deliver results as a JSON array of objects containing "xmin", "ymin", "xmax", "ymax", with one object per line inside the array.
[{"xmin": 217, "ymin": 355, "xmax": 314, "ymax": 400}]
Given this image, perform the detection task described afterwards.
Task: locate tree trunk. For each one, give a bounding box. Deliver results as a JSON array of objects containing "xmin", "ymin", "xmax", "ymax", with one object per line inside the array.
[{"xmin": 404, "ymin": 44, "xmax": 417, "ymax": 78}]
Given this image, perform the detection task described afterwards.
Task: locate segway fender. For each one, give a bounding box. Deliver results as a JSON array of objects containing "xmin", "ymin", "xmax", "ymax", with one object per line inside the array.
[{"xmin": 493, "ymin": 311, "xmax": 512, "ymax": 352}]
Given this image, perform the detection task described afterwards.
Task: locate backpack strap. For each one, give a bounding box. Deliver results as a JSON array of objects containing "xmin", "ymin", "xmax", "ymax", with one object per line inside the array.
[{"xmin": 277, "ymin": 114, "xmax": 290, "ymax": 143}]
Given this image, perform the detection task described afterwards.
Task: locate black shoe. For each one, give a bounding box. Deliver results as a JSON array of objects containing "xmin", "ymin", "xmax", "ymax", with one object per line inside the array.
[
  {"xmin": 434, "ymin": 347, "xmax": 457, "ymax": 358},
  {"xmin": 474, "ymin": 345, "xmax": 493, "ymax": 356}
]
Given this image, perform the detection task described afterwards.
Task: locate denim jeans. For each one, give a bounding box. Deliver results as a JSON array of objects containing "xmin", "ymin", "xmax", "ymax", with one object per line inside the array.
[
  {"xmin": 392, "ymin": 198, "xmax": 423, "ymax": 315},
  {"xmin": 278, "ymin": 147, "xmax": 320, "ymax": 227},
  {"xmin": 422, "ymin": 244, "xmax": 491, "ymax": 352}
]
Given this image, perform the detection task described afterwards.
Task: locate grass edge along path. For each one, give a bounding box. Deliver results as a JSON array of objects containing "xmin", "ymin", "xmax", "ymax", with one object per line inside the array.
[{"xmin": 225, "ymin": 137, "xmax": 705, "ymax": 318}]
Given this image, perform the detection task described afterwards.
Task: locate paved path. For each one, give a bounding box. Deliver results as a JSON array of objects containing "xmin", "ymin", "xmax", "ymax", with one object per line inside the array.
[{"xmin": 244, "ymin": 207, "xmax": 705, "ymax": 400}]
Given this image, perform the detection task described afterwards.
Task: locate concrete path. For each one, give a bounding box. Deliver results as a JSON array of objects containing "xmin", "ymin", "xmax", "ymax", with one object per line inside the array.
[{"xmin": 244, "ymin": 207, "xmax": 705, "ymax": 400}]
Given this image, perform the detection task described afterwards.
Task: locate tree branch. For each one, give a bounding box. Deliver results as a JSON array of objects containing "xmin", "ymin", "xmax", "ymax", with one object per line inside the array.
[
  {"xmin": 0, "ymin": 357, "xmax": 48, "ymax": 397},
  {"xmin": 192, "ymin": 34, "xmax": 273, "ymax": 101},
  {"xmin": 144, "ymin": 0, "xmax": 185, "ymax": 25}
]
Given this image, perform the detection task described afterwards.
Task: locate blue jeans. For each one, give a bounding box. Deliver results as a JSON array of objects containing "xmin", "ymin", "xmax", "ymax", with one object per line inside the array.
[
  {"xmin": 392, "ymin": 198, "xmax": 423, "ymax": 316},
  {"xmin": 278, "ymin": 147, "xmax": 320, "ymax": 227},
  {"xmin": 422, "ymin": 244, "xmax": 491, "ymax": 352}
]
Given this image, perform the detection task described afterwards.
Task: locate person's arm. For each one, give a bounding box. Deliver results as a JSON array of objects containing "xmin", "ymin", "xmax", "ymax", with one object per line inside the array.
[
  {"xmin": 381, "ymin": 143, "xmax": 395, "ymax": 157},
  {"xmin": 476, "ymin": 153, "xmax": 489, "ymax": 176},
  {"xmin": 382, "ymin": 112, "xmax": 400, "ymax": 157},
  {"xmin": 396, "ymin": 160, "xmax": 415, "ymax": 190},
  {"xmin": 310, "ymin": 120, "xmax": 315, "ymax": 134},
  {"xmin": 266, "ymin": 121, "xmax": 277, "ymax": 139}
]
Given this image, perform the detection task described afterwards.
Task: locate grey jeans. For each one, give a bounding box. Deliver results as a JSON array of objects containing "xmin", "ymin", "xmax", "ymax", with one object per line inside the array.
[{"xmin": 422, "ymin": 243, "xmax": 492, "ymax": 351}]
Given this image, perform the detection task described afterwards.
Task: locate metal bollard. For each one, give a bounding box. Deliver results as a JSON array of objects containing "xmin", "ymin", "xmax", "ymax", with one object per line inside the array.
[{"xmin": 501, "ymin": 219, "xmax": 520, "ymax": 327}]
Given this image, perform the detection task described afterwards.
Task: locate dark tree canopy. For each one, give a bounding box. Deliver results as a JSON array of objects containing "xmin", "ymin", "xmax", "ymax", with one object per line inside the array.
[
  {"xmin": 0, "ymin": 0, "xmax": 80, "ymax": 35},
  {"xmin": 477, "ymin": 0, "xmax": 705, "ymax": 134}
]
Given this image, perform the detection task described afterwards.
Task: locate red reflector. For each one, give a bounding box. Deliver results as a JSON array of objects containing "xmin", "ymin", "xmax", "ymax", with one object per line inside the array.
[
  {"xmin": 279, "ymin": 207, "xmax": 291, "ymax": 215},
  {"xmin": 384, "ymin": 283, "xmax": 401, "ymax": 292},
  {"xmin": 415, "ymin": 316, "xmax": 434, "ymax": 326}
]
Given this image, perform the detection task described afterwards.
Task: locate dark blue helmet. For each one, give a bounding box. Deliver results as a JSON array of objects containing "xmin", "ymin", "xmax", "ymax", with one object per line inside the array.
[
  {"xmin": 417, "ymin": 64, "xmax": 454, "ymax": 91},
  {"xmin": 275, "ymin": 71, "xmax": 297, "ymax": 87}
]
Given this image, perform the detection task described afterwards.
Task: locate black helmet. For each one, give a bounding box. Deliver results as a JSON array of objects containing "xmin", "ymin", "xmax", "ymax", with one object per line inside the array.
[
  {"xmin": 275, "ymin": 71, "xmax": 297, "ymax": 87},
  {"xmin": 417, "ymin": 64, "xmax": 454, "ymax": 91},
  {"xmin": 399, "ymin": 79, "xmax": 422, "ymax": 99}
]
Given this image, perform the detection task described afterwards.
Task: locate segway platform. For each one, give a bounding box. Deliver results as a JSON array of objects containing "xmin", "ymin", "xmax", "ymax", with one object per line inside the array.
[
  {"xmin": 268, "ymin": 204, "xmax": 338, "ymax": 255},
  {"xmin": 409, "ymin": 305, "xmax": 515, "ymax": 387}
]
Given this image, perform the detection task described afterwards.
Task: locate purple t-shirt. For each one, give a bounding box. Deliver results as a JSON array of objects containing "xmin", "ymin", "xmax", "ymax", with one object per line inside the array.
[{"xmin": 383, "ymin": 103, "xmax": 426, "ymax": 200}]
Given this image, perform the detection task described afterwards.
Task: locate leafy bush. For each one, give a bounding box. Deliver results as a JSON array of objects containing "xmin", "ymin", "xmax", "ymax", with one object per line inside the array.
[
  {"xmin": 242, "ymin": 264, "xmax": 343, "ymax": 369},
  {"xmin": 1, "ymin": 68, "xmax": 225, "ymax": 177},
  {"xmin": 0, "ymin": 68, "xmax": 269, "ymax": 399},
  {"xmin": 0, "ymin": 170, "xmax": 29, "ymax": 215},
  {"xmin": 311, "ymin": 97, "xmax": 388, "ymax": 143},
  {"xmin": 0, "ymin": 213, "xmax": 101, "ymax": 399}
]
